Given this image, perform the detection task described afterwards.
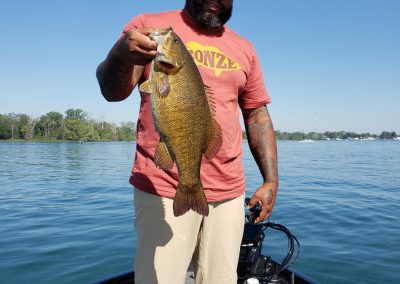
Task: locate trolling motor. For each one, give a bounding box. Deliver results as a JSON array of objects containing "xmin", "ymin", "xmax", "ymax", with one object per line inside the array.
[{"xmin": 237, "ymin": 198, "xmax": 300, "ymax": 284}]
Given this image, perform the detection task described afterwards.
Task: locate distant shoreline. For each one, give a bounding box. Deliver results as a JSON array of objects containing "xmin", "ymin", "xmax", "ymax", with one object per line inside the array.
[
  {"xmin": 1, "ymin": 110, "xmax": 399, "ymax": 142},
  {"xmin": 0, "ymin": 139, "xmax": 135, "ymax": 143},
  {"xmin": 1, "ymin": 137, "xmax": 399, "ymax": 143}
]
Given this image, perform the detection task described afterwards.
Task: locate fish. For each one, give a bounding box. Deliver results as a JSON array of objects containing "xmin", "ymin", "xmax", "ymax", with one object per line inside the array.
[{"xmin": 139, "ymin": 28, "xmax": 223, "ymax": 217}]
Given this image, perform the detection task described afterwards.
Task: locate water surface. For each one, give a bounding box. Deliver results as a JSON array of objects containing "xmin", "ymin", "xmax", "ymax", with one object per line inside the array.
[{"xmin": 0, "ymin": 141, "xmax": 399, "ymax": 283}]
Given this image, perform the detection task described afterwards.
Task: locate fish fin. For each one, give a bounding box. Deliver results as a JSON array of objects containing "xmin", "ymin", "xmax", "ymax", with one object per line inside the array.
[
  {"xmin": 204, "ymin": 84, "xmax": 216, "ymax": 117},
  {"xmin": 155, "ymin": 74, "xmax": 170, "ymax": 97},
  {"xmin": 204, "ymin": 118, "xmax": 223, "ymax": 160},
  {"xmin": 154, "ymin": 141, "xmax": 174, "ymax": 170},
  {"xmin": 173, "ymin": 184, "xmax": 209, "ymax": 217},
  {"xmin": 139, "ymin": 80, "xmax": 152, "ymax": 94}
]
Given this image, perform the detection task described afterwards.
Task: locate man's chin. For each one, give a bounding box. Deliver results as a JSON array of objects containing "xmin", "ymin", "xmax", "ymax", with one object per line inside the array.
[
  {"xmin": 202, "ymin": 13, "xmax": 223, "ymax": 27},
  {"xmin": 185, "ymin": 0, "xmax": 232, "ymax": 28}
]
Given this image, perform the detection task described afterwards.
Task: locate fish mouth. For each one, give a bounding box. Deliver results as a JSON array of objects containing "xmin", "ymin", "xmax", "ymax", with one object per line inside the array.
[
  {"xmin": 150, "ymin": 28, "xmax": 184, "ymax": 73},
  {"xmin": 150, "ymin": 29, "xmax": 178, "ymax": 70},
  {"xmin": 157, "ymin": 59, "xmax": 177, "ymax": 71},
  {"xmin": 155, "ymin": 51, "xmax": 178, "ymax": 70}
]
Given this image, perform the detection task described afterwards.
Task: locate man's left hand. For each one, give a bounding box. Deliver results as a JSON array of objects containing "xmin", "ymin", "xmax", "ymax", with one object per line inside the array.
[{"xmin": 248, "ymin": 182, "xmax": 278, "ymax": 223}]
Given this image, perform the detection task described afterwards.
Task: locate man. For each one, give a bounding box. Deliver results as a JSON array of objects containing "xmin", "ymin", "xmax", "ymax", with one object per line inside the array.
[{"xmin": 96, "ymin": 1, "xmax": 278, "ymax": 283}]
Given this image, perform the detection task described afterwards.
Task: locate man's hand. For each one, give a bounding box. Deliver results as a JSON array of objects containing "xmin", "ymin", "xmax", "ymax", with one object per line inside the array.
[
  {"xmin": 113, "ymin": 28, "xmax": 157, "ymax": 66},
  {"xmin": 97, "ymin": 27, "xmax": 157, "ymax": 101},
  {"xmin": 248, "ymin": 182, "xmax": 278, "ymax": 223}
]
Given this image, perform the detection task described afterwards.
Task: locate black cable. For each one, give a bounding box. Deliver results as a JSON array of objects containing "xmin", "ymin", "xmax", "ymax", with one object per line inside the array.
[
  {"xmin": 242, "ymin": 198, "xmax": 300, "ymax": 282},
  {"xmin": 262, "ymin": 222, "xmax": 300, "ymax": 274}
]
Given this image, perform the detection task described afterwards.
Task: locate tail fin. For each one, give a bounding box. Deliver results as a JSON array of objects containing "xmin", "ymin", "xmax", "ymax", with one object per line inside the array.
[{"xmin": 173, "ymin": 184, "xmax": 209, "ymax": 217}]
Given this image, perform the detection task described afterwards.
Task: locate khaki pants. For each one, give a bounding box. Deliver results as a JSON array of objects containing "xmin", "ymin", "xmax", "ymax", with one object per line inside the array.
[{"xmin": 134, "ymin": 188, "xmax": 245, "ymax": 284}]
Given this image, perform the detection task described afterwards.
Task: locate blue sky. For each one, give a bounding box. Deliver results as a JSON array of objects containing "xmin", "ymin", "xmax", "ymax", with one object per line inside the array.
[{"xmin": 0, "ymin": 0, "xmax": 399, "ymax": 134}]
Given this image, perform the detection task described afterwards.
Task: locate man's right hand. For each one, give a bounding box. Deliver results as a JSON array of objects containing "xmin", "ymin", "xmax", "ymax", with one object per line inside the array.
[
  {"xmin": 113, "ymin": 27, "xmax": 157, "ymax": 66},
  {"xmin": 96, "ymin": 27, "xmax": 157, "ymax": 102}
]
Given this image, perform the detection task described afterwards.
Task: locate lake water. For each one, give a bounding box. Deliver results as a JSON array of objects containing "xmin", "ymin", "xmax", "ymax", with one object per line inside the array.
[{"xmin": 0, "ymin": 141, "xmax": 399, "ymax": 284}]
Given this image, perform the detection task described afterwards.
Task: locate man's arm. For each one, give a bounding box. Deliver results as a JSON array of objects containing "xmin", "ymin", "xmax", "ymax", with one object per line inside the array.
[
  {"xmin": 243, "ymin": 105, "xmax": 278, "ymax": 223},
  {"xmin": 96, "ymin": 28, "xmax": 157, "ymax": 102}
]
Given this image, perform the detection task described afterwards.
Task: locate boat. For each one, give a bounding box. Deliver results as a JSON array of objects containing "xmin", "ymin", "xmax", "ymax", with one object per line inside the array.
[
  {"xmin": 94, "ymin": 199, "xmax": 319, "ymax": 284},
  {"xmin": 94, "ymin": 263, "xmax": 319, "ymax": 284}
]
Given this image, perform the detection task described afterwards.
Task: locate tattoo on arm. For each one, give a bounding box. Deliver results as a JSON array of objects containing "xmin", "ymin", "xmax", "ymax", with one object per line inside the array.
[{"xmin": 243, "ymin": 106, "xmax": 278, "ymax": 183}]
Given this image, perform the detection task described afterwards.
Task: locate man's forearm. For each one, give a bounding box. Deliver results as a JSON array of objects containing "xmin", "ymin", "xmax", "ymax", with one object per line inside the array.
[
  {"xmin": 96, "ymin": 50, "xmax": 135, "ymax": 102},
  {"xmin": 243, "ymin": 105, "xmax": 278, "ymax": 222},
  {"xmin": 243, "ymin": 106, "xmax": 278, "ymax": 184}
]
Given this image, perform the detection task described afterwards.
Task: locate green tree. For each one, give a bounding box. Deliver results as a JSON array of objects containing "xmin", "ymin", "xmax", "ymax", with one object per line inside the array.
[
  {"xmin": 64, "ymin": 108, "xmax": 99, "ymax": 141},
  {"xmin": 379, "ymin": 131, "xmax": 397, "ymax": 139},
  {"xmin": 64, "ymin": 119, "xmax": 99, "ymax": 141},
  {"xmin": 117, "ymin": 121, "xmax": 136, "ymax": 141},
  {"xmin": 37, "ymin": 111, "xmax": 64, "ymax": 139},
  {"xmin": 289, "ymin": 132, "xmax": 306, "ymax": 140},
  {"xmin": 19, "ymin": 114, "xmax": 37, "ymax": 139},
  {"xmin": 97, "ymin": 121, "xmax": 118, "ymax": 140},
  {"xmin": 3, "ymin": 113, "xmax": 20, "ymax": 139},
  {"xmin": 65, "ymin": 109, "xmax": 87, "ymax": 120},
  {"xmin": 0, "ymin": 114, "xmax": 12, "ymax": 139}
]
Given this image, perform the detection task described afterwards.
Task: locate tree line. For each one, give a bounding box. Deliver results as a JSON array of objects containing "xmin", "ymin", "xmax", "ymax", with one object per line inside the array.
[
  {"xmin": 0, "ymin": 109, "xmax": 135, "ymax": 141},
  {"xmin": 272, "ymin": 130, "xmax": 398, "ymax": 140},
  {"xmin": 0, "ymin": 109, "xmax": 398, "ymax": 142}
]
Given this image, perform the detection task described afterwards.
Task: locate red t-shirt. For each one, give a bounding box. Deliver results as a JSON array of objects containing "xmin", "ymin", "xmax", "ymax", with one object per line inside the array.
[{"xmin": 125, "ymin": 10, "xmax": 271, "ymax": 202}]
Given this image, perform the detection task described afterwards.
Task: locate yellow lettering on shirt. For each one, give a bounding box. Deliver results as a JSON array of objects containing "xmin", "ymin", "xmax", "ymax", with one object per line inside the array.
[{"xmin": 186, "ymin": 41, "xmax": 241, "ymax": 76}]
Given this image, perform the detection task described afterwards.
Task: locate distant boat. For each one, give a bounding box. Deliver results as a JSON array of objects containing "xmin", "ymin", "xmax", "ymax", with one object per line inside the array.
[
  {"xmin": 394, "ymin": 137, "xmax": 400, "ymax": 141},
  {"xmin": 299, "ymin": 139, "xmax": 315, "ymax": 143}
]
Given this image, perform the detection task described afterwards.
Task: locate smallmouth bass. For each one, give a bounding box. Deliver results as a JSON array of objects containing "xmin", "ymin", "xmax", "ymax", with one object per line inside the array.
[{"xmin": 139, "ymin": 28, "xmax": 222, "ymax": 217}]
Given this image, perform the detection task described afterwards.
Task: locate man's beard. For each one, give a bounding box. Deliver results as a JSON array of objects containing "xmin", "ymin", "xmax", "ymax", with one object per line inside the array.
[{"xmin": 185, "ymin": 0, "xmax": 232, "ymax": 28}]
